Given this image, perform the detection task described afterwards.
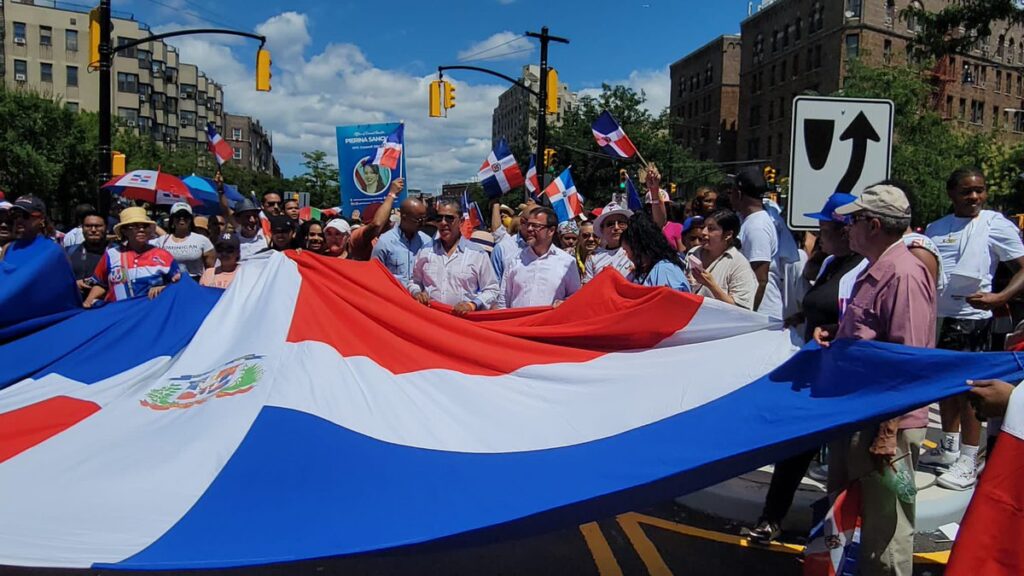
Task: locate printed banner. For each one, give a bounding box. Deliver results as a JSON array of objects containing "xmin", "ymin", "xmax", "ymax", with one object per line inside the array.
[{"xmin": 336, "ymin": 123, "xmax": 408, "ymax": 216}]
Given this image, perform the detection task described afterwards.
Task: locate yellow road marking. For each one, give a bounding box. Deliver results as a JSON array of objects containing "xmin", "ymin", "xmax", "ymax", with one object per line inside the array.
[
  {"xmin": 575, "ymin": 512, "xmax": 949, "ymax": 573},
  {"xmin": 578, "ymin": 522, "xmax": 624, "ymax": 576}
]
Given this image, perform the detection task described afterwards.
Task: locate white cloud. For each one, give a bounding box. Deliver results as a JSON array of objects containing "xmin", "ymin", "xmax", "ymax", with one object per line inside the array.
[
  {"xmin": 164, "ymin": 12, "xmax": 508, "ymax": 194},
  {"xmin": 457, "ymin": 31, "xmax": 534, "ymax": 62},
  {"xmin": 579, "ymin": 68, "xmax": 670, "ymax": 115}
]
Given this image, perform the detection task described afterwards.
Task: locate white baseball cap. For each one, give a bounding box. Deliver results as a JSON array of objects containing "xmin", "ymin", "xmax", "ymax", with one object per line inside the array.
[{"xmin": 169, "ymin": 201, "xmax": 193, "ymax": 216}]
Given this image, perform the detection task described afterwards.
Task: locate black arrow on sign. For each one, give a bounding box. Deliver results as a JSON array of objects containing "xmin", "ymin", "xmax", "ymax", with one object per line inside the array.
[{"xmin": 835, "ymin": 111, "xmax": 880, "ymax": 193}]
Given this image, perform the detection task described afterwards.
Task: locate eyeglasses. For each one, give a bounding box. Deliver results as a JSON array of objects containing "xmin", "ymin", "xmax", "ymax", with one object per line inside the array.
[
  {"xmin": 602, "ymin": 220, "xmax": 628, "ymax": 229},
  {"xmin": 122, "ymin": 223, "xmax": 148, "ymax": 230},
  {"xmin": 265, "ymin": 201, "xmax": 281, "ymax": 207},
  {"xmin": 437, "ymin": 214, "xmax": 459, "ymax": 223},
  {"xmin": 845, "ymin": 214, "xmax": 874, "ymax": 226},
  {"xmin": 524, "ymin": 222, "xmax": 553, "ymax": 231},
  {"xmin": 579, "ymin": 232, "xmax": 597, "ymax": 240}
]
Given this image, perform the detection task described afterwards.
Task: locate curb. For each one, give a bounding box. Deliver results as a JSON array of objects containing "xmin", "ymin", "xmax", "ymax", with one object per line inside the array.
[{"xmin": 675, "ymin": 465, "xmax": 974, "ymax": 534}]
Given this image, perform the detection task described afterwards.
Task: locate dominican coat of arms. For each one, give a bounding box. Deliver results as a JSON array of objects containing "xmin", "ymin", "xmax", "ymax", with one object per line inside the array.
[{"xmin": 141, "ymin": 354, "xmax": 264, "ymax": 411}]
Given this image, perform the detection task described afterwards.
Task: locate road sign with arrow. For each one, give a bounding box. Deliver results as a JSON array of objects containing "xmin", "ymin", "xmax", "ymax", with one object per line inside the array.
[{"xmin": 788, "ymin": 96, "xmax": 893, "ymax": 229}]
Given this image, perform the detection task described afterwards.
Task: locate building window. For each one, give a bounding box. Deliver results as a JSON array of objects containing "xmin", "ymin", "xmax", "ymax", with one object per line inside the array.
[
  {"xmin": 998, "ymin": 35, "xmax": 1006, "ymax": 59},
  {"xmin": 970, "ymin": 100, "xmax": 984, "ymax": 124},
  {"xmin": 846, "ymin": 34, "xmax": 860, "ymax": 60},
  {"xmin": 40, "ymin": 26, "xmax": 52, "ymax": 46},
  {"xmin": 885, "ymin": 0, "xmax": 896, "ymax": 23},
  {"xmin": 232, "ymin": 147, "xmax": 243, "ymax": 160},
  {"xmin": 993, "ymin": 106, "xmax": 1000, "ymax": 128},
  {"xmin": 14, "ymin": 60, "xmax": 27, "ymax": 79},
  {"xmin": 772, "ymin": 29, "xmax": 779, "ymax": 52},
  {"xmin": 811, "ymin": 2, "xmax": 823, "ymax": 33},
  {"xmin": 780, "ymin": 60, "xmax": 787, "ymax": 80},
  {"xmin": 782, "ymin": 26, "xmax": 789, "ymax": 48},
  {"xmin": 13, "ymin": 22, "xmax": 26, "ymax": 42},
  {"xmin": 997, "ymin": 71, "xmax": 1003, "ymax": 92},
  {"xmin": 166, "ymin": 97, "xmax": 178, "ymax": 114},
  {"xmin": 117, "ymin": 107, "xmax": 139, "ymax": 124},
  {"xmin": 1010, "ymin": 39, "xmax": 1016, "ymax": 64},
  {"xmin": 794, "ymin": 18, "xmax": 802, "ymax": 41},
  {"xmin": 847, "ymin": 0, "xmax": 861, "ymax": 18},
  {"xmin": 883, "ymin": 40, "xmax": 893, "ymax": 65},
  {"xmin": 180, "ymin": 110, "xmax": 196, "ymax": 127},
  {"xmin": 907, "ymin": 1, "xmax": 923, "ymax": 33},
  {"xmin": 66, "ymin": 29, "xmax": 78, "ymax": 52},
  {"xmin": 945, "ymin": 95, "xmax": 953, "ymax": 119},
  {"xmin": 40, "ymin": 63, "xmax": 53, "ymax": 83},
  {"xmin": 1006, "ymin": 72, "xmax": 1013, "ymax": 95},
  {"xmin": 750, "ymin": 105, "xmax": 761, "ymax": 127},
  {"xmin": 747, "ymin": 138, "xmax": 760, "ymax": 159},
  {"xmin": 1017, "ymin": 75, "xmax": 1022, "ymax": 97},
  {"xmin": 705, "ymin": 63, "xmax": 713, "ymax": 84},
  {"xmin": 180, "ymin": 84, "xmax": 197, "ymax": 99},
  {"xmin": 1016, "ymin": 112, "xmax": 1024, "ymax": 133},
  {"xmin": 814, "ymin": 44, "xmax": 823, "ymax": 68},
  {"xmin": 117, "ymin": 72, "xmax": 138, "ymax": 93},
  {"xmin": 793, "ymin": 53, "xmax": 800, "ymax": 76},
  {"xmin": 66, "ymin": 102, "xmax": 79, "ymax": 113},
  {"xmin": 958, "ymin": 98, "xmax": 966, "ymax": 120},
  {"xmin": 66, "ymin": 65, "xmax": 78, "ymax": 87},
  {"xmin": 116, "ymin": 37, "xmax": 137, "ymax": 59}
]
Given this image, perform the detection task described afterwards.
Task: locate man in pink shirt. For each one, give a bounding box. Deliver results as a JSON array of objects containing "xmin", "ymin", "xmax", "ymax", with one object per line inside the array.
[{"xmin": 814, "ymin": 184, "xmax": 936, "ymax": 576}]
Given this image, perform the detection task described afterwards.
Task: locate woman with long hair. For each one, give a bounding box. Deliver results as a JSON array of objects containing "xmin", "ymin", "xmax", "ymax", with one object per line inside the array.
[
  {"xmin": 689, "ymin": 209, "xmax": 757, "ymax": 309},
  {"xmin": 296, "ymin": 220, "xmax": 327, "ymax": 254},
  {"xmin": 620, "ymin": 212, "xmax": 690, "ymax": 292}
]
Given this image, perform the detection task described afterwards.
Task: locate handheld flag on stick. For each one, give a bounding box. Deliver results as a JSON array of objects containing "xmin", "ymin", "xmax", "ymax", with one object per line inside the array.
[
  {"xmin": 543, "ymin": 167, "xmax": 585, "ymax": 223},
  {"xmin": 525, "ymin": 154, "xmax": 540, "ymax": 200},
  {"xmin": 206, "ymin": 123, "xmax": 233, "ymax": 166},
  {"xmin": 803, "ymin": 482, "xmax": 862, "ymax": 576},
  {"xmin": 459, "ymin": 189, "xmax": 484, "ymax": 237},
  {"xmin": 478, "ymin": 138, "xmax": 525, "ymax": 199},
  {"xmin": 625, "ymin": 176, "xmax": 643, "ymax": 212},
  {"xmin": 591, "ymin": 110, "xmax": 640, "ymax": 161},
  {"xmin": 371, "ymin": 124, "xmax": 404, "ymax": 170}
]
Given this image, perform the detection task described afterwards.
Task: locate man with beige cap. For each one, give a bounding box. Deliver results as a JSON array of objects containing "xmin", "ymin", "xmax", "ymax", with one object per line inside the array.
[{"xmin": 814, "ymin": 183, "xmax": 935, "ymax": 576}]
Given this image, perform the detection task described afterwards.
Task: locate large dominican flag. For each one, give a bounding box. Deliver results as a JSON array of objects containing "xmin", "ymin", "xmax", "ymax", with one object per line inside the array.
[
  {"xmin": 592, "ymin": 110, "xmax": 637, "ymax": 159},
  {"xmin": 947, "ymin": 385, "xmax": 1024, "ymax": 575},
  {"xmin": 206, "ymin": 123, "xmax": 233, "ymax": 166},
  {"xmin": 544, "ymin": 167, "xmax": 585, "ymax": 223},
  {"xmin": 478, "ymin": 138, "xmax": 524, "ymax": 198},
  {"xmin": 1, "ymin": 254, "xmax": 1022, "ymax": 569},
  {"xmin": 371, "ymin": 124, "xmax": 404, "ymax": 170}
]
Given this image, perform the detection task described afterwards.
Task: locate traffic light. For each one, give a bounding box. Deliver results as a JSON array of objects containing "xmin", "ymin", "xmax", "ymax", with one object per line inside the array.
[
  {"xmin": 88, "ymin": 7, "xmax": 101, "ymax": 68},
  {"xmin": 111, "ymin": 151, "xmax": 126, "ymax": 177},
  {"xmin": 619, "ymin": 168, "xmax": 628, "ymax": 190},
  {"xmin": 443, "ymin": 81, "xmax": 456, "ymax": 110},
  {"xmin": 256, "ymin": 48, "xmax": 272, "ymax": 92},
  {"xmin": 669, "ymin": 183, "xmax": 677, "ymax": 196},
  {"xmin": 546, "ymin": 69, "xmax": 559, "ymax": 114},
  {"xmin": 763, "ymin": 165, "xmax": 777, "ymax": 185},
  {"xmin": 544, "ymin": 148, "xmax": 556, "ymax": 170},
  {"xmin": 429, "ymin": 80, "xmax": 443, "ymax": 117}
]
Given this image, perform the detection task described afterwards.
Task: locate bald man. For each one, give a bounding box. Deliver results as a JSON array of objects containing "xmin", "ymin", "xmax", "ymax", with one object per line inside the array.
[{"xmin": 371, "ymin": 197, "xmax": 432, "ymax": 284}]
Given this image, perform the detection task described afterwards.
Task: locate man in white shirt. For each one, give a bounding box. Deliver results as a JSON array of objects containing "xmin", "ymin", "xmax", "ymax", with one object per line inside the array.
[
  {"xmin": 230, "ymin": 198, "xmax": 270, "ymax": 262},
  {"xmin": 500, "ymin": 207, "xmax": 581, "ymax": 308},
  {"xmin": 729, "ymin": 167, "xmax": 784, "ymax": 318},
  {"xmin": 408, "ymin": 198, "xmax": 499, "ymax": 315},
  {"xmin": 922, "ymin": 167, "xmax": 1024, "ymax": 490}
]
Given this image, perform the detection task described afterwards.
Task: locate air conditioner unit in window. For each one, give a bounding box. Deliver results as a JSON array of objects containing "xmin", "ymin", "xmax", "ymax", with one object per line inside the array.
[
  {"xmin": 139, "ymin": 93, "xmax": 147, "ymax": 102},
  {"xmin": 14, "ymin": 37, "xmax": 26, "ymax": 45},
  {"xmin": 15, "ymin": 73, "xmax": 26, "ymax": 82},
  {"xmin": 884, "ymin": 16, "xmax": 892, "ymax": 25},
  {"xmin": 126, "ymin": 120, "xmax": 136, "ymax": 127},
  {"xmin": 181, "ymin": 121, "xmax": 189, "ymax": 127}
]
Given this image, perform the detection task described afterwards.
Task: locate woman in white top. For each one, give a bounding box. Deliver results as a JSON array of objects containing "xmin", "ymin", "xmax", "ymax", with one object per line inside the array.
[
  {"xmin": 688, "ymin": 209, "xmax": 758, "ymax": 309},
  {"xmin": 150, "ymin": 202, "xmax": 214, "ymax": 280}
]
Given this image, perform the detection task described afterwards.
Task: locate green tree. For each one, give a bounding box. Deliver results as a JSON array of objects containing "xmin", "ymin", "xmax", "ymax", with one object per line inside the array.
[
  {"xmin": 299, "ymin": 150, "xmax": 340, "ymax": 207},
  {"xmin": 837, "ymin": 60, "xmax": 991, "ymax": 225},
  {"xmin": 907, "ymin": 1, "xmax": 1024, "ymax": 60},
  {"xmin": 545, "ymin": 84, "xmax": 720, "ymax": 208}
]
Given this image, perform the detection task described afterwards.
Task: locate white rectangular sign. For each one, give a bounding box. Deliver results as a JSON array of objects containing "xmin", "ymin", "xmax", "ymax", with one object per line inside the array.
[{"xmin": 788, "ymin": 96, "xmax": 893, "ymax": 229}]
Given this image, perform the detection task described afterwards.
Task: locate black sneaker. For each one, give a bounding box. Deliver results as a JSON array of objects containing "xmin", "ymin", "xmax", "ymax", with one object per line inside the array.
[{"xmin": 744, "ymin": 518, "xmax": 781, "ymax": 544}]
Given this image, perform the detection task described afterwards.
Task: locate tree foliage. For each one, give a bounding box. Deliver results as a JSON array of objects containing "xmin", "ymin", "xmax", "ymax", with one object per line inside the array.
[
  {"xmin": 907, "ymin": 0, "xmax": 1024, "ymax": 60},
  {"xmin": 299, "ymin": 150, "xmax": 341, "ymax": 208},
  {"xmin": 545, "ymin": 84, "xmax": 721, "ymax": 208},
  {"xmin": 836, "ymin": 60, "xmax": 998, "ymax": 225}
]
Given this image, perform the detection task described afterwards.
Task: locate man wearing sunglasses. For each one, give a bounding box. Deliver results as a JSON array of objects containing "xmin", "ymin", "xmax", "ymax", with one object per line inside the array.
[
  {"xmin": 372, "ymin": 196, "xmax": 430, "ymax": 284},
  {"xmin": 0, "ymin": 201, "xmax": 12, "ymax": 249},
  {"xmin": 813, "ymin": 184, "xmax": 935, "ymax": 576},
  {"xmin": 407, "ymin": 198, "xmax": 498, "ymax": 316}
]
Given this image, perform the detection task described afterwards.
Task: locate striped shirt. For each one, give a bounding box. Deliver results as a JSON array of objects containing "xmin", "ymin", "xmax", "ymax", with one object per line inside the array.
[{"xmin": 91, "ymin": 245, "xmax": 180, "ymax": 302}]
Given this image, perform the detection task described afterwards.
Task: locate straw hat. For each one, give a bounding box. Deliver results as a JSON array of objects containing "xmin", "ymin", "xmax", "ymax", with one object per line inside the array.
[{"xmin": 114, "ymin": 206, "xmax": 156, "ymax": 234}]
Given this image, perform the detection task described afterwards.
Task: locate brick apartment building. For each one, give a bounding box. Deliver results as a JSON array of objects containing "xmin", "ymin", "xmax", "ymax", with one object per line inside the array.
[{"xmin": 669, "ymin": 35, "xmax": 742, "ymax": 163}]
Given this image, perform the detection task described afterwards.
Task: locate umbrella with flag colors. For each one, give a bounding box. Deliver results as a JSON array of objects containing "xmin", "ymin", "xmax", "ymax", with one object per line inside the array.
[
  {"xmin": 102, "ymin": 169, "xmax": 199, "ymax": 206},
  {"xmin": 180, "ymin": 174, "xmax": 244, "ymax": 215}
]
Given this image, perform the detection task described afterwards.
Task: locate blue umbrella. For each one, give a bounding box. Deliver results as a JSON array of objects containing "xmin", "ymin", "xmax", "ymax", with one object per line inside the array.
[{"xmin": 181, "ymin": 174, "xmax": 245, "ymax": 215}]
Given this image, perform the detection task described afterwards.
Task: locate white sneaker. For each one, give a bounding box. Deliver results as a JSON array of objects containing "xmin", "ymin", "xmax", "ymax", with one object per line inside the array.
[
  {"xmin": 936, "ymin": 455, "xmax": 978, "ymax": 491},
  {"xmin": 920, "ymin": 446, "xmax": 959, "ymax": 469}
]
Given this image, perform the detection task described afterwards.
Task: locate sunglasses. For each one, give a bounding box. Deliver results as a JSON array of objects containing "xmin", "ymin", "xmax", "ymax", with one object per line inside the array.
[
  {"xmin": 579, "ymin": 232, "xmax": 597, "ymax": 239},
  {"xmin": 524, "ymin": 222, "xmax": 553, "ymax": 231},
  {"xmin": 437, "ymin": 214, "xmax": 459, "ymax": 223},
  {"xmin": 602, "ymin": 220, "xmax": 628, "ymax": 229},
  {"xmin": 265, "ymin": 201, "xmax": 281, "ymax": 206}
]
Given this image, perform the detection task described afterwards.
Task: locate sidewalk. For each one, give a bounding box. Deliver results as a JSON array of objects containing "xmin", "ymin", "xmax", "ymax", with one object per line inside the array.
[{"xmin": 676, "ymin": 405, "xmax": 980, "ymax": 534}]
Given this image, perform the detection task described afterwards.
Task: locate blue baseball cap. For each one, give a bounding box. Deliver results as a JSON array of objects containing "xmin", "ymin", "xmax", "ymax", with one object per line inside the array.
[
  {"xmin": 681, "ymin": 215, "xmax": 704, "ymax": 233},
  {"xmin": 804, "ymin": 193, "xmax": 858, "ymax": 223}
]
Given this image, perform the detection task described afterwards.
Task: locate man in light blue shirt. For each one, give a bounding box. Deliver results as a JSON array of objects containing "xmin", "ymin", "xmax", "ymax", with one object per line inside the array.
[{"xmin": 371, "ymin": 198, "xmax": 431, "ymax": 284}]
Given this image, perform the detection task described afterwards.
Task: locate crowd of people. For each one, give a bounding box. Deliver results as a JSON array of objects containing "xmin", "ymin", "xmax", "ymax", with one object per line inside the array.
[{"xmin": 2, "ymin": 161, "xmax": 1023, "ymax": 576}]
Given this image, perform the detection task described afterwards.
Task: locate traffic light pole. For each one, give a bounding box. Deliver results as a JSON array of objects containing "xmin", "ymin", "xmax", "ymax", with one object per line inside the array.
[
  {"xmin": 93, "ymin": 0, "xmax": 265, "ymax": 213},
  {"xmin": 526, "ymin": 27, "xmax": 568, "ymax": 188}
]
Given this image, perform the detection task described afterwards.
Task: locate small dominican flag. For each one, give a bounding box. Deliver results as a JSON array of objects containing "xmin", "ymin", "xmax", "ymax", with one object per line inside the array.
[
  {"xmin": 525, "ymin": 154, "xmax": 540, "ymax": 200},
  {"xmin": 371, "ymin": 124, "xmax": 404, "ymax": 170},
  {"xmin": 459, "ymin": 190, "xmax": 485, "ymax": 237},
  {"xmin": 543, "ymin": 167, "xmax": 585, "ymax": 223},
  {"xmin": 625, "ymin": 176, "xmax": 643, "ymax": 211},
  {"xmin": 478, "ymin": 138, "xmax": 524, "ymax": 198},
  {"xmin": 591, "ymin": 110, "xmax": 638, "ymax": 159},
  {"xmin": 803, "ymin": 482, "xmax": 862, "ymax": 576},
  {"xmin": 206, "ymin": 123, "xmax": 233, "ymax": 166}
]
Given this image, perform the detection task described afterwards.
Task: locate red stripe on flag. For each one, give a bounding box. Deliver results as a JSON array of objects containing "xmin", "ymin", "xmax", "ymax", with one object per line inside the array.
[
  {"xmin": 0, "ymin": 396, "xmax": 100, "ymax": 464},
  {"xmin": 947, "ymin": 432, "xmax": 1024, "ymax": 575},
  {"xmin": 285, "ymin": 254, "xmax": 701, "ymax": 375}
]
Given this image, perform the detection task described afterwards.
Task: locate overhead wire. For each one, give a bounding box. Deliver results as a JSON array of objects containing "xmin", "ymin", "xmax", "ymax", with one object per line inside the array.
[
  {"xmin": 457, "ymin": 34, "xmax": 528, "ymax": 62},
  {"xmin": 463, "ymin": 47, "xmax": 535, "ymax": 64},
  {"xmin": 139, "ymin": 0, "xmax": 246, "ymax": 35}
]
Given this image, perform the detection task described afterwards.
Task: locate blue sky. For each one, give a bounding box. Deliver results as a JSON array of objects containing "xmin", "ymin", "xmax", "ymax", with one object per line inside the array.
[{"xmin": 125, "ymin": 0, "xmax": 753, "ymax": 192}]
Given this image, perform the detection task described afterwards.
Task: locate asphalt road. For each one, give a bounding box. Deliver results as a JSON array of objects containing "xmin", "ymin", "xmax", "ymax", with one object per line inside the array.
[{"xmin": 0, "ymin": 500, "xmax": 951, "ymax": 576}]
